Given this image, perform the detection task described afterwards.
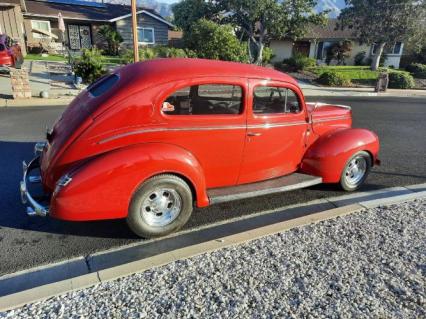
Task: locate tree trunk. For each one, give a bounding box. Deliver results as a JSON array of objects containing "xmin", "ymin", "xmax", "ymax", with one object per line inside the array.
[
  {"xmin": 255, "ymin": 42, "xmax": 264, "ymax": 65},
  {"xmin": 371, "ymin": 42, "xmax": 386, "ymax": 71}
]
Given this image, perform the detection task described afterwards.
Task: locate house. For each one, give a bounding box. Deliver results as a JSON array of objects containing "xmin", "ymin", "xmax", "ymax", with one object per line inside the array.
[
  {"xmin": 270, "ymin": 19, "xmax": 404, "ymax": 68},
  {"xmin": 0, "ymin": 0, "xmax": 174, "ymax": 54},
  {"xmin": 0, "ymin": 0, "xmax": 26, "ymax": 54}
]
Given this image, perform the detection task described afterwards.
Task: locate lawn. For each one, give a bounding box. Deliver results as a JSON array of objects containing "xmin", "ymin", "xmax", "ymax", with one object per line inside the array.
[
  {"xmin": 25, "ymin": 53, "xmax": 123, "ymax": 65},
  {"xmin": 307, "ymin": 66, "xmax": 409, "ymax": 86},
  {"xmin": 25, "ymin": 53, "xmax": 68, "ymax": 62}
]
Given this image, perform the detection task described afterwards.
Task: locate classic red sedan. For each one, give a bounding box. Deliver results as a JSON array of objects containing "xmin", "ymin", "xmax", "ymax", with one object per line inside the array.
[
  {"xmin": 21, "ymin": 59, "xmax": 380, "ymax": 238},
  {"xmin": 0, "ymin": 34, "xmax": 23, "ymax": 68}
]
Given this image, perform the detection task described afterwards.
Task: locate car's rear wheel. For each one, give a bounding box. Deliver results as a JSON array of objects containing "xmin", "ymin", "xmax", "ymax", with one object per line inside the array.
[
  {"xmin": 127, "ymin": 174, "xmax": 193, "ymax": 238},
  {"xmin": 340, "ymin": 151, "xmax": 372, "ymax": 191}
]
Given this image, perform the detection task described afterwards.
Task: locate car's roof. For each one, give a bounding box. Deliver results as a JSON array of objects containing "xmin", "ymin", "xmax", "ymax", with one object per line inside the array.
[{"xmin": 118, "ymin": 58, "xmax": 298, "ymax": 86}]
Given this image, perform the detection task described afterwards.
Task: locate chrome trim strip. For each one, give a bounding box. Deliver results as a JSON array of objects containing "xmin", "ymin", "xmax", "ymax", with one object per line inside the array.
[
  {"xmin": 313, "ymin": 116, "xmax": 351, "ymax": 123},
  {"xmin": 310, "ymin": 102, "xmax": 352, "ymax": 110},
  {"xmin": 99, "ymin": 121, "xmax": 308, "ymax": 144}
]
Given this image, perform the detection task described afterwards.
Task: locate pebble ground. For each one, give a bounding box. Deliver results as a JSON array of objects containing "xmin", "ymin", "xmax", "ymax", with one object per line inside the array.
[{"xmin": 1, "ymin": 199, "xmax": 425, "ymax": 318}]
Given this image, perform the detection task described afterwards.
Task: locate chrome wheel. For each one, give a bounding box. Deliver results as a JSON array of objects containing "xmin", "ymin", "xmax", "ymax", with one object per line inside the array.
[
  {"xmin": 344, "ymin": 156, "xmax": 367, "ymax": 186},
  {"xmin": 141, "ymin": 188, "xmax": 182, "ymax": 227}
]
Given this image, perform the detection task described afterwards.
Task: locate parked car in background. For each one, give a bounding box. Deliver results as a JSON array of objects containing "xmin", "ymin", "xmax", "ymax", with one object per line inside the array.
[
  {"xmin": 0, "ymin": 34, "xmax": 23, "ymax": 69},
  {"xmin": 20, "ymin": 59, "xmax": 380, "ymax": 238}
]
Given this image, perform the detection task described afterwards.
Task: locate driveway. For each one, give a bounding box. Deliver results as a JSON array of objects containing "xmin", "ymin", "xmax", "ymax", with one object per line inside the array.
[{"xmin": 0, "ymin": 96, "xmax": 425, "ymax": 276}]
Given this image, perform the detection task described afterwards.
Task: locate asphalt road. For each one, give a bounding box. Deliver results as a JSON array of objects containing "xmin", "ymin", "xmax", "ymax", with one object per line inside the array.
[{"xmin": 0, "ymin": 96, "xmax": 425, "ymax": 276}]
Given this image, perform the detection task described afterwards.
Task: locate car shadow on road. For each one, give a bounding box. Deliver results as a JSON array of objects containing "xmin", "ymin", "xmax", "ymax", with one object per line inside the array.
[{"xmin": 0, "ymin": 141, "xmax": 138, "ymax": 239}]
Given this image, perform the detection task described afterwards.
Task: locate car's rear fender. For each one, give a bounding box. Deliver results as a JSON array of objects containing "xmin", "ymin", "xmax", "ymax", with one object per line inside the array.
[
  {"xmin": 50, "ymin": 143, "xmax": 208, "ymax": 221},
  {"xmin": 300, "ymin": 128, "xmax": 380, "ymax": 183}
]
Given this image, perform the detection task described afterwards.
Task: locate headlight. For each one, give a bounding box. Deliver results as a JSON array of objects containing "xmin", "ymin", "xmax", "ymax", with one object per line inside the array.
[{"xmin": 34, "ymin": 142, "xmax": 47, "ymax": 156}]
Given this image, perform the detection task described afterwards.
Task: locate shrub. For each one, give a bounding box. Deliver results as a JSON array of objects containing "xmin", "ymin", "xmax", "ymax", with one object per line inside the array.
[
  {"xmin": 98, "ymin": 25, "xmax": 123, "ymax": 56},
  {"xmin": 388, "ymin": 72, "xmax": 415, "ymax": 89},
  {"xmin": 121, "ymin": 46, "xmax": 197, "ymax": 64},
  {"xmin": 261, "ymin": 47, "xmax": 274, "ymax": 65},
  {"xmin": 354, "ymin": 51, "xmax": 367, "ymax": 66},
  {"xmin": 282, "ymin": 53, "xmax": 316, "ymax": 71},
  {"xmin": 73, "ymin": 48, "xmax": 106, "ymax": 84},
  {"xmin": 184, "ymin": 19, "xmax": 249, "ymax": 62},
  {"xmin": 406, "ymin": 63, "xmax": 426, "ymax": 79},
  {"xmin": 155, "ymin": 46, "xmax": 188, "ymax": 58},
  {"xmin": 317, "ymin": 71, "xmax": 351, "ymax": 86}
]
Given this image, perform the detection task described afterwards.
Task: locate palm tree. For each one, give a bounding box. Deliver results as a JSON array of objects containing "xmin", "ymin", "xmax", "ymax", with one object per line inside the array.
[{"xmin": 98, "ymin": 25, "xmax": 123, "ymax": 56}]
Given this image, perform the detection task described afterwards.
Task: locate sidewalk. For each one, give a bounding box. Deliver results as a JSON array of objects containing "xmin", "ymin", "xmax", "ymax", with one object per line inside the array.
[
  {"xmin": 0, "ymin": 61, "xmax": 81, "ymax": 107},
  {"xmin": 299, "ymin": 80, "xmax": 426, "ymax": 97}
]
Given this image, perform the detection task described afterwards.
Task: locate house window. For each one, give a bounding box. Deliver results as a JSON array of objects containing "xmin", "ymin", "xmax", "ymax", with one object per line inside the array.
[
  {"xmin": 137, "ymin": 27, "xmax": 155, "ymax": 44},
  {"xmin": 316, "ymin": 42, "xmax": 324, "ymax": 59},
  {"xmin": 372, "ymin": 42, "xmax": 402, "ymax": 55},
  {"xmin": 392, "ymin": 42, "xmax": 402, "ymax": 55},
  {"xmin": 31, "ymin": 20, "xmax": 51, "ymax": 39}
]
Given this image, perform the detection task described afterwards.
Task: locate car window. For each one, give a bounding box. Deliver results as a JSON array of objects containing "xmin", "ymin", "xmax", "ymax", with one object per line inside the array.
[
  {"xmin": 163, "ymin": 84, "xmax": 243, "ymax": 115},
  {"xmin": 253, "ymin": 86, "xmax": 301, "ymax": 114},
  {"xmin": 88, "ymin": 74, "xmax": 119, "ymax": 97}
]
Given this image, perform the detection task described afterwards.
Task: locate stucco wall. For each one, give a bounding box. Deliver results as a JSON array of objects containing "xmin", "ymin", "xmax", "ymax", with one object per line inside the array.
[
  {"xmin": 270, "ymin": 39, "xmax": 403, "ymax": 67},
  {"xmin": 116, "ymin": 12, "xmax": 169, "ymax": 47},
  {"xmin": 270, "ymin": 40, "xmax": 293, "ymax": 63}
]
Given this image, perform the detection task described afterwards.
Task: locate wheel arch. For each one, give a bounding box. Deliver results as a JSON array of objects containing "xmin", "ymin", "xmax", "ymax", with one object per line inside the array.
[
  {"xmin": 50, "ymin": 143, "xmax": 209, "ymax": 221},
  {"xmin": 300, "ymin": 128, "xmax": 380, "ymax": 183}
]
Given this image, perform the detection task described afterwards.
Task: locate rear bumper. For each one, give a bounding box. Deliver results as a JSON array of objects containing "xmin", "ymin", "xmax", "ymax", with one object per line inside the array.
[{"xmin": 20, "ymin": 156, "xmax": 50, "ymax": 217}]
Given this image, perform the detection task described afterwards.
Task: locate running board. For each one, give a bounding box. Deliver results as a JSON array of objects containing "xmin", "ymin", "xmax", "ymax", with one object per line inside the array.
[{"xmin": 208, "ymin": 173, "xmax": 322, "ymax": 204}]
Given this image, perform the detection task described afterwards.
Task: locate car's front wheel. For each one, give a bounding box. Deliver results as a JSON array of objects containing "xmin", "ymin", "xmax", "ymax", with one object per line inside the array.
[
  {"xmin": 339, "ymin": 151, "xmax": 372, "ymax": 191},
  {"xmin": 127, "ymin": 174, "xmax": 193, "ymax": 238}
]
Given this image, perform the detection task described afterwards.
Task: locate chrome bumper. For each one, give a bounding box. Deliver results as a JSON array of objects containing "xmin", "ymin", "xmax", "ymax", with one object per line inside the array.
[{"xmin": 20, "ymin": 156, "xmax": 49, "ymax": 217}]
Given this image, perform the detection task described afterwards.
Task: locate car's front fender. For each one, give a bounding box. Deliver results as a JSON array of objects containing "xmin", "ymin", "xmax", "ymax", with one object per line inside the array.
[
  {"xmin": 50, "ymin": 143, "xmax": 208, "ymax": 221},
  {"xmin": 300, "ymin": 128, "xmax": 380, "ymax": 183}
]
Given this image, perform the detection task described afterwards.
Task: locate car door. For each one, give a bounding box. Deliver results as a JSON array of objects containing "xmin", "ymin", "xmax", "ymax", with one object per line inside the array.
[
  {"xmin": 237, "ymin": 79, "xmax": 309, "ymax": 184},
  {"xmin": 156, "ymin": 77, "xmax": 248, "ymax": 188}
]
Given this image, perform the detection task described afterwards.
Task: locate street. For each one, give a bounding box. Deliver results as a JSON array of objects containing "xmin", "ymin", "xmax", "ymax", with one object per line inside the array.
[{"xmin": 0, "ymin": 96, "xmax": 425, "ymax": 276}]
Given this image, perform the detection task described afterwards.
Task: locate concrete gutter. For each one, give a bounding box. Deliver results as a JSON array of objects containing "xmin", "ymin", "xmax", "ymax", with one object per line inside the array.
[{"xmin": 0, "ymin": 183, "xmax": 425, "ymax": 312}]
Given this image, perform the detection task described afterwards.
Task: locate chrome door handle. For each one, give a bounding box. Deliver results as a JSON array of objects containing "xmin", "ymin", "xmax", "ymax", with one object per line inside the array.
[{"xmin": 247, "ymin": 132, "xmax": 262, "ymax": 137}]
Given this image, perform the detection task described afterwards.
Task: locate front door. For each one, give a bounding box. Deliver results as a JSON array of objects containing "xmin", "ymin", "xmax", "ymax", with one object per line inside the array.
[
  {"xmin": 293, "ymin": 41, "xmax": 311, "ymax": 57},
  {"xmin": 68, "ymin": 24, "xmax": 92, "ymax": 50},
  {"xmin": 238, "ymin": 79, "xmax": 309, "ymax": 184},
  {"xmin": 156, "ymin": 77, "xmax": 248, "ymax": 188}
]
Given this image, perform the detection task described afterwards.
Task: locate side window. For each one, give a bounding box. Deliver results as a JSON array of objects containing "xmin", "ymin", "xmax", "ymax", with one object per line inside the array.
[
  {"xmin": 163, "ymin": 84, "xmax": 243, "ymax": 115},
  {"xmin": 253, "ymin": 86, "xmax": 301, "ymax": 114}
]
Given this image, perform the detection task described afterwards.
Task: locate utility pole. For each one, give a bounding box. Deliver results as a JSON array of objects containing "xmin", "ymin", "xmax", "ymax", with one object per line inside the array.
[{"xmin": 131, "ymin": 0, "xmax": 139, "ymax": 62}]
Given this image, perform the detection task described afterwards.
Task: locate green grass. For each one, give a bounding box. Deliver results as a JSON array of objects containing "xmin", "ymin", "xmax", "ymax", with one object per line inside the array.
[
  {"xmin": 25, "ymin": 53, "xmax": 68, "ymax": 62},
  {"xmin": 102, "ymin": 56, "xmax": 123, "ymax": 64},
  {"xmin": 307, "ymin": 66, "xmax": 409, "ymax": 86}
]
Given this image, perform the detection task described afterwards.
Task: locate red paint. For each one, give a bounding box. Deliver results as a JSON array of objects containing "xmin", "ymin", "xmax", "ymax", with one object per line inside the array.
[
  {"xmin": 0, "ymin": 34, "xmax": 23, "ymax": 67},
  {"xmin": 38, "ymin": 59, "xmax": 380, "ymax": 221}
]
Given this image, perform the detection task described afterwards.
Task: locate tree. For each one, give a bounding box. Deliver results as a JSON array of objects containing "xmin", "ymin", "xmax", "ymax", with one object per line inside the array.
[
  {"xmin": 172, "ymin": 0, "xmax": 221, "ymax": 32},
  {"xmin": 325, "ymin": 40, "xmax": 352, "ymax": 65},
  {"xmin": 184, "ymin": 19, "xmax": 249, "ymax": 62},
  {"xmin": 98, "ymin": 25, "xmax": 123, "ymax": 56},
  {"xmin": 222, "ymin": 0, "xmax": 327, "ymax": 64},
  {"xmin": 338, "ymin": 0, "xmax": 426, "ymax": 70}
]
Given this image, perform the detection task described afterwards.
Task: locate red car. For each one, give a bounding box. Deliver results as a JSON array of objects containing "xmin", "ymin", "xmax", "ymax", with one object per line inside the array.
[
  {"xmin": 0, "ymin": 34, "xmax": 23, "ymax": 68},
  {"xmin": 21, "ymin": 59, "xmax": 380, "ymax": 238}
]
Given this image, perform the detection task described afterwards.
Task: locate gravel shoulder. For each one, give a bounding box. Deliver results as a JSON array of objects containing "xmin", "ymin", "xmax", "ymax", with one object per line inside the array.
[{"xmin": 1, "ymin": 199, "xmax": 425, "ymax": 318}]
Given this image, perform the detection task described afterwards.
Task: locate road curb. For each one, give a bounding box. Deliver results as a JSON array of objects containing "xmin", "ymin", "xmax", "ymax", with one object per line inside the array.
[
  {"xmin": 0, "ymin": 185, "xmax": 425, "ymax": 312},
  {"xmin": 0, "ymin": 98, "xmax": 74, "ymax": 108}
]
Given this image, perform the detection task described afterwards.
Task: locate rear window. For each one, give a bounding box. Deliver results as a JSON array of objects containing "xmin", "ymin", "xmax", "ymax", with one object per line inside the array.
[{"xmin": 88, "ymin": 74, "xmax": 119, "ymax": 97}]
